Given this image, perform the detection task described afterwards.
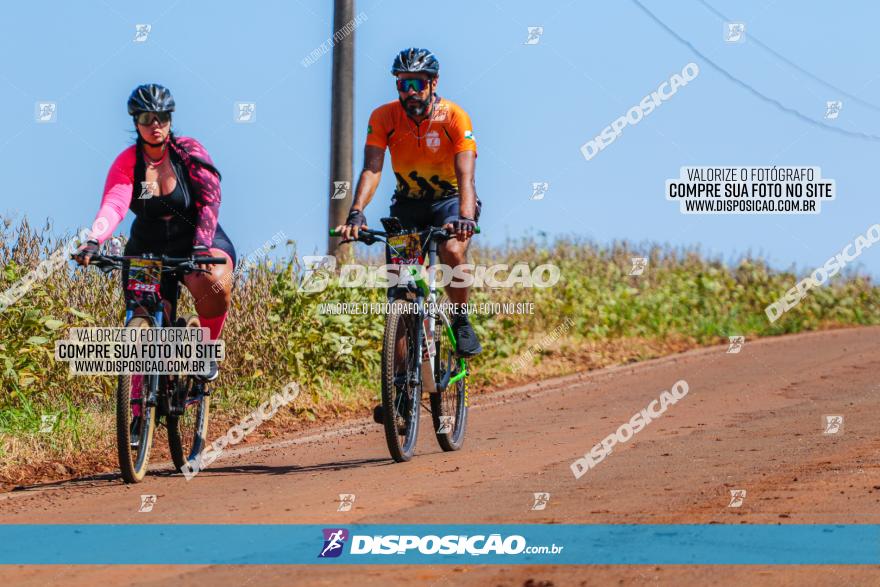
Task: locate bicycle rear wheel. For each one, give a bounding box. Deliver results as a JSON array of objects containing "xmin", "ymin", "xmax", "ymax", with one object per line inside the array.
[
  {"xmin": 168, "ymin": 314, "xmax": 211, "ymax": 474},
  {"xmin": 116, "ymin": 316, "xmax": 157, "ymax": 483},
  {"xmin": 430, "ymin": 305, "xmax": 468, "ymax": 451},
  {"xmin": 381, "ymin": 299, "xmax": 421, "ymax": 462}
]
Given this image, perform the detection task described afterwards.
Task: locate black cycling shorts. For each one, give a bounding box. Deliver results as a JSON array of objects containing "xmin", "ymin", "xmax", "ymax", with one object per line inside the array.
[
  {"xmin": 383, "ymin": 198, "xmax": 482, "ymax": 298},
  {"xmin": 388, "ymin": 197, "xmax": 481, "ymax": 231}
]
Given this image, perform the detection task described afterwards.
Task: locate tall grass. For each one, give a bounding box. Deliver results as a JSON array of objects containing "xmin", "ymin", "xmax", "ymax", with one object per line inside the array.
[{"xmin": 1, "ymin": 217, "xmax": 878, "ymax": 484}]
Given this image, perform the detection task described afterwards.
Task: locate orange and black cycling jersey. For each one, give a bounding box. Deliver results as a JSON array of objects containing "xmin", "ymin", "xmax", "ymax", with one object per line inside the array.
[{"xmin": 366, "ymin": 96, "xmax": 476, "ymax": 200}]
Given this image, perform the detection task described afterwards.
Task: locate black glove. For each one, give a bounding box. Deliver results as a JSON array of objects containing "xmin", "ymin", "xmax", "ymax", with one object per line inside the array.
[
  {"xmin": 452, "ymin": 216, "xmax": 477, "ymax": 234},
  {"xmin": 346, "ymin": 209, "xmax": 367, "ymax": 228},
  {"xmin": 74, "ymin": 239, "xmax": 99, "ymax": 265}
]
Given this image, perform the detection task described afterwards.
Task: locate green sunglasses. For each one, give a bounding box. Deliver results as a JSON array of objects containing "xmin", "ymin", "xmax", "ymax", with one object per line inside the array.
[{"xmin": 396, "ymin": 78, "xmax": 430, "ymax": 93}]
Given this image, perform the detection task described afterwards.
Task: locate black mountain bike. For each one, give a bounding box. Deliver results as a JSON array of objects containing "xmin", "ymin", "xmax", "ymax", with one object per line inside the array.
[
  {"xmin": 331, "ymin": 218, "xmax": 479, "ymax": 462},
  {"xmin": 77, "ymin": 251, "xmax": 225, "ymax": 483}
]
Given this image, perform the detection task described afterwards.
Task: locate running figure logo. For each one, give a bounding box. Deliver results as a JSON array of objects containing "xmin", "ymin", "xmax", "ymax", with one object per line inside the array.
[
  {"xmin": 531, "ymin": 492, "xmax": 550, "ymax": 511},
  {"xmin": 35, "ymin": 102, "xmax": 57, "ymax": 123},
  {"xmin": 335, "ymin": 336, "xmax": 354, "ymax": 359},
  {"xmin": 299, "ymin": 255, "xmax": 337, "ymax": 293},
  {"xmin": 724, "ymin": 22, "xmax": 745, "ymax": 43},
  {"xmin": 823, "ymin": 415, "xmax": 843, "ymax": 435},
  {"xmin": 133, "ymin": 24, "xmax": 151, "ymax": 43},
  {"xmin": 139, "ymin": 181, "xmax": 157, "ymax": 200},
  {"xmin": 235, "ymin": 102, "xmax": 256, "ymax": 123},
  {"xmin": 728, "ymin": 489, "xmax": 746, "ymax": 508},
  {"xmin": 318, "ymin": 528, "xmax": 349, "ymax": 558},
  {"xmin": 824, "ymin": 101, "xmax": 843, "ymax": 120},
  {"xmin": 437, "ymin": 415, "xmax": 454, "ymax": 434},
  {"xmin": 138, "ymin": 494, "xmax": 157, "ymax": 512},
  {"xmin": 524, "ymin": 26, "xmax": 544, "ymax": 45},
  {"xmin": 39, "ymin": 414, "xmax": 57, "ymax": 433},
  {"xmin": 629, "ymin": 257, "xmax": 648, "ymax": 276},
  {"xmin": 337, "ymin": 494, "xmax": 356, "ymax": 512},
  {"xmin": 332, "ymin": 181, "xmax": 350, "ymax": 200},
  {"xmin": 727, "ymin": 336, "xmax": 745, "ymax": 354},
  {"xmin": 530, "ymin": 182, "xmax": 549, "ymax": 201}
]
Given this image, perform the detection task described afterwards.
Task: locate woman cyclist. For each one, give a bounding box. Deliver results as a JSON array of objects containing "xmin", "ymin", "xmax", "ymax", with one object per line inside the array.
[{"xmin": 75, "ymin": 83, "xmax": 236, "ymax": 383}]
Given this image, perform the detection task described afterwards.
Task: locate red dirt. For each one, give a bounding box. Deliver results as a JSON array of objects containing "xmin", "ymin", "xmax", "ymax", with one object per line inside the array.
[{"xmin": 2, "ymin": 327, "xmax": 879, "ymax": 585}]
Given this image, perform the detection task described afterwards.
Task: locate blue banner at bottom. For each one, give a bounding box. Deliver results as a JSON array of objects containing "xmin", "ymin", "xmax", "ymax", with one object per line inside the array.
[{"xmin": 0, "ymin": 524, "xmax": 877, "ymax": 565}]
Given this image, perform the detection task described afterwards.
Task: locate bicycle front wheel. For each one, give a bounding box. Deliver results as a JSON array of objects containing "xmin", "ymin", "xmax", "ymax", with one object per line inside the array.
[
  {"xmin": 430, "ymin": 304, "xmax": 468, "ymax": 451},
  {"xmin": 381, "ymin": 299, "xmax": 421, "ymax": 462},
  {"xmin": 116, "ymin": 316, "xmax": 157, "ymax": 483},
  {"xmin": 168, "ymin": 314, "xmax": 211, "ymax": 474}
]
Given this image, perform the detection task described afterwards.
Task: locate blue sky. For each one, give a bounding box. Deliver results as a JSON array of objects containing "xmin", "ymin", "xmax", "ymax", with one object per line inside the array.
[{"xmin": 2, "ymin": 0, "xmax": 879, "ymax": 277}]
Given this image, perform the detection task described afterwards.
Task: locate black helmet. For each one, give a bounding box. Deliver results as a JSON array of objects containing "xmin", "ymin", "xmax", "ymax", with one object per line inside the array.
[
  {"xmin": 391, "ymin": 48, "xmax": 439, "ymax": 77},
  {"xmin": 127, "ymin": 83, "xmax": 175, "ymax": 116}
]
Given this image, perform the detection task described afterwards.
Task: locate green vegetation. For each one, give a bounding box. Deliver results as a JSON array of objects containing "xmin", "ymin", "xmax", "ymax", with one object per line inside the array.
[{"xmin": 2, "ymin": 217, "xmax": 879, "ymax": 484}]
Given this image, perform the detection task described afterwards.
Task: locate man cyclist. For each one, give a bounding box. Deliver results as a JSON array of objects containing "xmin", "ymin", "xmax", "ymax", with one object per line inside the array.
[{"xmin": 336, "ymin": 47, "xmax": 482, "ymax": 357}]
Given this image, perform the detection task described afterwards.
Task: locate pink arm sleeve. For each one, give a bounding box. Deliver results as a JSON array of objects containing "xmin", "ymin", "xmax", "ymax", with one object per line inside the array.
[
  {"xmin": 176, "ymin": 137, "xmax": 221, "ymax": 248},
  {"xmin": 91, "ymin": 146, "xmax": 136, "ymax": 243}
]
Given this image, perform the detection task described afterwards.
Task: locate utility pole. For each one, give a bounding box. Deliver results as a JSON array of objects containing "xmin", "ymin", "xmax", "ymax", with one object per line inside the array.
[{"xmin": 327, "ymin": 0, "xmax": 355, "ymax": 256}]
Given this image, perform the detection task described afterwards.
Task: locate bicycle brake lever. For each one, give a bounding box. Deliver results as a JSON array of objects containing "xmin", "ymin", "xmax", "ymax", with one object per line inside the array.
[{"xmin": 180, "ymin": 264, "xmax": 210, "ymax": 275}]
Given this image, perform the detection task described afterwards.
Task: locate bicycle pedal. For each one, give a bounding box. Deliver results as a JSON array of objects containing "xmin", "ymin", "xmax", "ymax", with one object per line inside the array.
[{"xmin": 373, "ymin": 405, "xmax": 384, "ymax": 424}]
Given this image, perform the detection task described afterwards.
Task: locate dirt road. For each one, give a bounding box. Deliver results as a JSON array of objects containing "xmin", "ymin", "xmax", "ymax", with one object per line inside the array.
[{"xmin": 2, "ymin": 327, "xmax": 879, "ymax": 585}]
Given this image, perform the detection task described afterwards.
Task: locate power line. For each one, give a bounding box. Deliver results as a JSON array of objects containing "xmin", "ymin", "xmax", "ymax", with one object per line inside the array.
[
  {"xmin": 630, "ymin": 0, "xmax": 880, "ymax": 142},
  {"xmin": 698, "ymin": 0, "xmax": 880, "ymax": 113}
]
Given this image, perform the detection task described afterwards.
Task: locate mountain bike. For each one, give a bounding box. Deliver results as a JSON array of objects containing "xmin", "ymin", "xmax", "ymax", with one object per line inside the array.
[
  {"xmin": 76, "ymin": 251, "xmax": 226, "ymax": 483},
  {"xmin": 330, "ymin": 218, "xmax": 480, "ymax": 462}
]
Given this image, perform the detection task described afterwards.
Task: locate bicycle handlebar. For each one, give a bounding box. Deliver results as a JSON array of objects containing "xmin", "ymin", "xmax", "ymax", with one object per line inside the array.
[
  {"xmin": 75, "ymin": 253, "xmax": 227, "ymax": 272},
  {"xmin": 170, "ymin": 256, "xmax": 228, "ymax": 265},
  {"xmin": 329, "ymin": 225, "xmax": 481, "ymax": 240}
]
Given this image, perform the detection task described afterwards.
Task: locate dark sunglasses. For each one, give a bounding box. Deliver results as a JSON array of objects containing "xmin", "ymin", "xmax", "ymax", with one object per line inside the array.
[
  {"xmin": 135, "ymin": 111, "xmax": 172, "ymax": 125},
  {"xmin": 396, "ymin": 78, "xmax": 430, "ymax": 93}
]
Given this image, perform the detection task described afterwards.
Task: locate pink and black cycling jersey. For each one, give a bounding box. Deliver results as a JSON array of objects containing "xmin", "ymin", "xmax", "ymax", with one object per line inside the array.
[{"xmin": 91, "ymin": 136, "xmax": 236, "ymax": 264}]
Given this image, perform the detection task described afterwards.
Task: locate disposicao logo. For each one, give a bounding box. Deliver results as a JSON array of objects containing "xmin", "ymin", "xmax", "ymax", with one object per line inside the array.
[{"xmin": 318, "ymin": 528, "xmax": 349, "ymax": 558}]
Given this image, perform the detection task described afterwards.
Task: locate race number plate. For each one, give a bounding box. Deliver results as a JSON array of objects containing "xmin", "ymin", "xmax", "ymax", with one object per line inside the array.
[
  {"xmin": 388, "ymin": 232, "xmax": 423, "ymax": 265},
  {"xmin": 127, "ymin": 259, "xmax": 162, "ymax": 293}
]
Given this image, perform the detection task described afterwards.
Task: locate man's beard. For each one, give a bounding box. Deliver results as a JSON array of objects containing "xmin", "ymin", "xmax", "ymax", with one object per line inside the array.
[{"xmin": 402, "ymin": 95, "xmax": 430, "ymax": 117}]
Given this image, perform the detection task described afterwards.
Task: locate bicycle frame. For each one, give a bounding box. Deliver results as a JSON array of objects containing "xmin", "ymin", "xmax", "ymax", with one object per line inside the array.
[
  {"xmin": 121, "ymin": 258, "xmax": 175, "ymax": 409},
  {"xmin": 401, "ymin": 239, "xmax": 468, "ymax": 388},
  {"xmin": 76, "ymin": 250, "xmax": 225, "ymax": 481},
  {"xmin": 362, "ymin": 224, "xmax": 475, "ymax": 391},
  {"xmin": 88, "ymin": 253, "xmax": 225, "ymax": 412}
]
